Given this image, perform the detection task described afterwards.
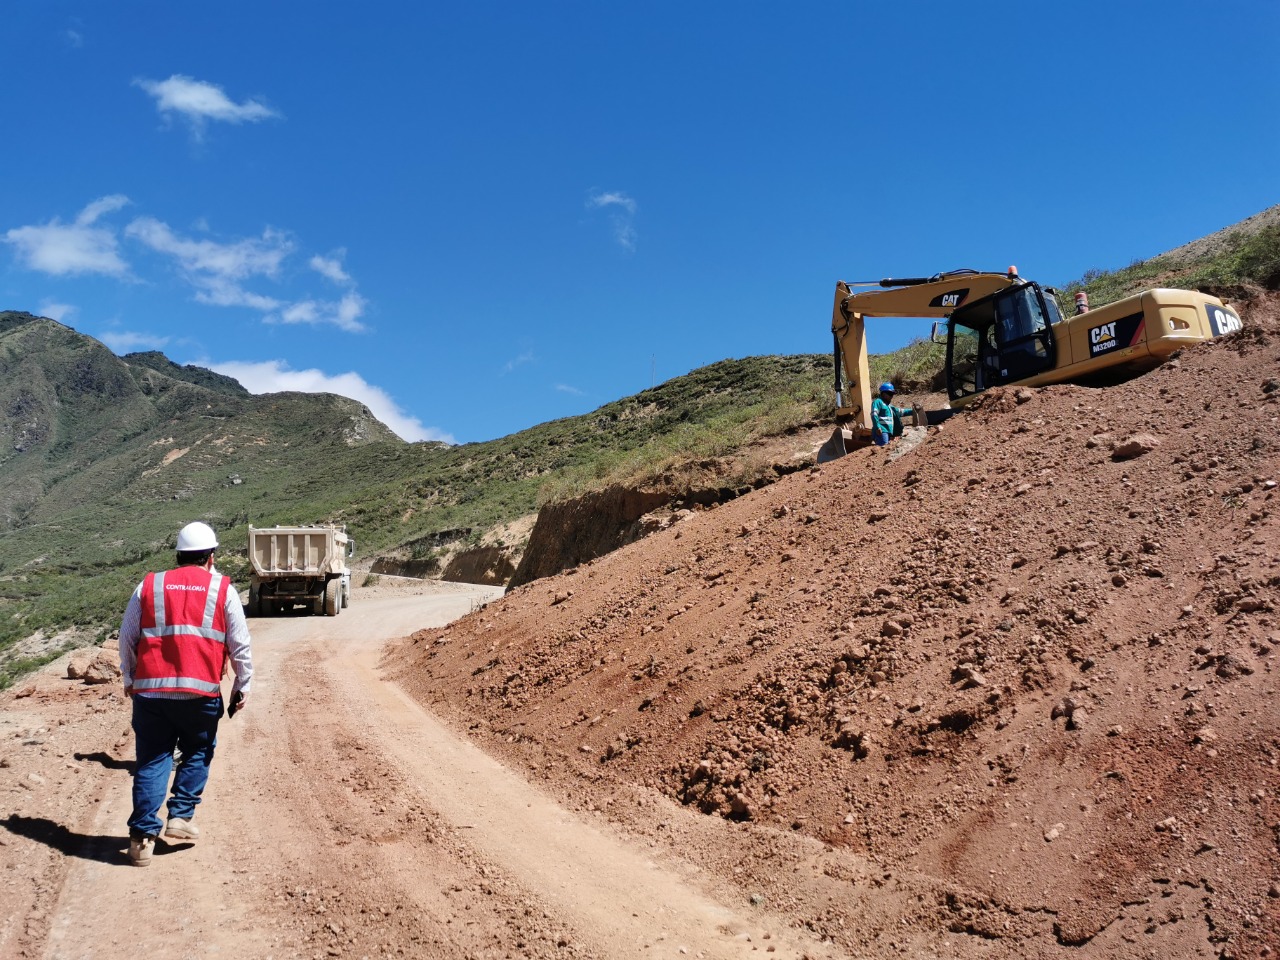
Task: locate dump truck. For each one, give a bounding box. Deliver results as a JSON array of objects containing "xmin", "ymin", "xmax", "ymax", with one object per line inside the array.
[
  {"xmin": 819, "ymin": 267, "xmax": 1243, "ymax": 460},
  {"xmin": 246, "ymin": 525, "xmax": 354, "ymax": 616}
]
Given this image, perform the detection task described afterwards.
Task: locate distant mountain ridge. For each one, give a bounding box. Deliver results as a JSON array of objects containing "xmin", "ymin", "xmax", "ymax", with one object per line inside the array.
[
  {"xmin": 0, "ymin": 312, "xmax": 396, "ymax": 530},
  {"xmin": 1154, "ymin": 202, "xmax": 1280, "ymax": 266},
  {"xmin": 121, "ymin": 350, "xmax": 250, "ymax": 397}
]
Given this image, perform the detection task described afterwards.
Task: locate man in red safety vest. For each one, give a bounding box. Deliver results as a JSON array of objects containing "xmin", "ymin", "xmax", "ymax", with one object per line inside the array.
[{"xmin": 118, "ymin": 521, "xmax": 253, "ymax": 867}]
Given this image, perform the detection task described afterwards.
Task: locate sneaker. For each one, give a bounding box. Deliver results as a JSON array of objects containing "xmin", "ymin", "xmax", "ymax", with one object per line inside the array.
[
  {"xmin": 129, "ymin": 834, "xmax": 155, "ymax": 867},
  {"xmin": 166, "ymin": 817, "xmax": 200, "ymax": 841}
]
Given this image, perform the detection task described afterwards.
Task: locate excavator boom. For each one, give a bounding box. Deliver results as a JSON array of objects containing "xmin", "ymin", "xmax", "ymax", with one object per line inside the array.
[{"xmin": 827, "ymin": 269, "xmax": 1021, "ymax": 444}]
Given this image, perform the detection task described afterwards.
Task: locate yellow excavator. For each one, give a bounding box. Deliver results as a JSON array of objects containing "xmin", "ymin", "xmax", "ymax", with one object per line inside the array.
[{"xmin": 818, "ymin": 267, "xmax": 1243, "ymax": 461}]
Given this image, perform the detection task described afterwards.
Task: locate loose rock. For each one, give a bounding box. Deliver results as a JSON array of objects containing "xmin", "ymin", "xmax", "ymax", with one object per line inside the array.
[{"xmin": 1111, "ymin": 434, "xmax": 1161, "ymax": 460}]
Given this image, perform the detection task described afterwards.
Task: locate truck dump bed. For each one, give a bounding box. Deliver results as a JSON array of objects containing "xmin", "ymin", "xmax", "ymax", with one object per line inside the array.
[{"xmin": 248, "ymin": 525, "xmax": 348, "ymax": 577}]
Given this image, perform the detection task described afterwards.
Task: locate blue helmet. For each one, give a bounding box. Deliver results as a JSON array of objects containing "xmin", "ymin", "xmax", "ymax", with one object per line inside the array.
[{"xmin": 878, "ymin": 382, "xmax": 896, "ymax": 394}]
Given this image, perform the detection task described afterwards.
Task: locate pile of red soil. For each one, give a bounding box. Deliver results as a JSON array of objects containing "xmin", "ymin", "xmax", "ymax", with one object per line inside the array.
[{"xmin": 391, "ymin": 291, "xmax": 1280, "ymax": 958}]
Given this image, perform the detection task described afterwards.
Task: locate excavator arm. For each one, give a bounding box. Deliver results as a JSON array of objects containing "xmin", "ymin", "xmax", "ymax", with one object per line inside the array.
[{"xmin": 828, "ymin": 268, "xmax": 1022, "ymax": 437}]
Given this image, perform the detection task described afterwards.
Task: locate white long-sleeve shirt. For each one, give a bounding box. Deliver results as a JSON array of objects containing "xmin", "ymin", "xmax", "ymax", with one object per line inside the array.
[{"xmin": 118, "ymin": 570, "xmax": 253, "ymax": 699}]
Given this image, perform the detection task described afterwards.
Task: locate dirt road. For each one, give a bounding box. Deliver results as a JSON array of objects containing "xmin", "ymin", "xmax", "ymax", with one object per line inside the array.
[{"xmin": 3, "ymin": 582, "xmax": 839, "ymax": 960}]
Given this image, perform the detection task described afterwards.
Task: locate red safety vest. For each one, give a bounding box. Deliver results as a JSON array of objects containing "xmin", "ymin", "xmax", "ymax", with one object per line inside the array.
[{"xmin": 133, "ymin": 566, "xmax": 229, "ymax": 697}]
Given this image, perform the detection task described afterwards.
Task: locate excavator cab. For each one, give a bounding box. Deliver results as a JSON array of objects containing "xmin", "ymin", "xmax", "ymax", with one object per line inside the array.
[{"xmin": 945, "ymin": 282, "xmax": 1063, "ymax": 401}]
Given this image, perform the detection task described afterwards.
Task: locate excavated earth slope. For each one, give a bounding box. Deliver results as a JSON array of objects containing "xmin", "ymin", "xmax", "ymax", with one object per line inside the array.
[{"xmin": 391, "ymin": 291, "xmax": 1280, "ymax": 959}]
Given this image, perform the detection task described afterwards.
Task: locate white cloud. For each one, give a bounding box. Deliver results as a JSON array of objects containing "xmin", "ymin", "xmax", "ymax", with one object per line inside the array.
[
  {"xmin": 100, "ymin": 330, "xmax": 171, "ymax": 353},
  {"xmin": 126, "ymin": 216, "xmax": 291, "ymax": 279},
  {"xmin": 207, "ymin": 359, "xmax": 451, "ymax": 444},
  {"xmin": 586, "ymin": 190, "xmax": 638, "ymax": 252},
  {"xmin": 335, "ymin": 293, "xmax": 365, "ymax": 330},
  {"xmin": 555, "ymin": 383, "xmax": 584, "ymax": 395},
  {"xmin": 502, "ymin": 350, "xmax": 535, "ymax": 375},
  {"xmin": 194, "ymin": 277, "xmax": 283, "ymax": 312},
  {"xmin": 134, "ymin": 75, "xmax": 279, "ymax": 139},
  {"xmin": 4, "ymin": 195, "xmax": 131, "ymax": 276},
  {"xmin": 38, "ymin": 301, "xmax": 77, "ymax": 323},
  {"xmin": 279, "ymin": 301, "xmax": 319, "ymax": 325},
  {"xmin": 63, "ymin": 18, "xmax": 85, "ymax": 48},
  {"xmin": 8, "ymin": 200, "xmax": 371, "ymax": 334},
  {"xmin": 124, "ymin": 216, "xmax": 366, "ymax": 331},
  {"xmin": 273, "ymin": 291, "xmax": 366, "ymax": 333},
  {"xmin": 310, "ymin": 252, "xmax": 351, "ymax": 285},
  {"xmin": 77, "ymin": 195, "xmax": 130, "ymax": 224},
  {"xmin": 125, "ymin": 216, "xmax": 291, "ymax": 311},
  {"xmin": 612, "ymin": 222, "xmax": 637, "ymax": 252},
  {"xmin": 588, "ymin": 192, "xmax": 637, "ymax": 215}
]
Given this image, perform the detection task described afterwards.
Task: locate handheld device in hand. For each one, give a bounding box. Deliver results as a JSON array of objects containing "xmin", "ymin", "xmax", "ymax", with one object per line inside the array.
[{"xmin": 228, "ymin": 690, "xmax": 244, "ymax": 718}]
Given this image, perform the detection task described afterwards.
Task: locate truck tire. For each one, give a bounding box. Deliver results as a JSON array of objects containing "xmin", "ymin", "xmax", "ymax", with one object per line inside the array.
[
  {"xmin": 324, "ymin": 578, "xmax": 340, "ymax": 616},
  {"xmin": 247, "ymin": 583, "xmax": 261, "ymax": 617}
]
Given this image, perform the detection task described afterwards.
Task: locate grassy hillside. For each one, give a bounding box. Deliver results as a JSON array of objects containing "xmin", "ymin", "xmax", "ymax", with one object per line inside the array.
[{"xmin": 1060, "ymin": 209, "xmax": 1280, "ymax": 306}]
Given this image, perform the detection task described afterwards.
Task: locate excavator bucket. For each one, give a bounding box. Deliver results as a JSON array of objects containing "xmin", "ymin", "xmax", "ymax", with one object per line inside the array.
[
  {"xmin": 817, "ymin": 406, "xmax": 931, "ymax": 463},
  {"xmin": 816, "ymin": 427, "xmax": 854, "ymax": 463}
]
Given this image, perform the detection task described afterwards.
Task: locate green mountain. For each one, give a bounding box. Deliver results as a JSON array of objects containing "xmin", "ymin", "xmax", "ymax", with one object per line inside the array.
[{"xmin": 0, "ymin": 312, "xmax": 834, "ymax": 681}]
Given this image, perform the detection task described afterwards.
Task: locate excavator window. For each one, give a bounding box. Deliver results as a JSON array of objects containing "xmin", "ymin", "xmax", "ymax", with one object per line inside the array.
[
  {"xmin": 948, "ymin": 324, "xmax": 983, "ymax": 397},
  {"xmin": 947, "ymin": 284, "xmax": 1058, "ymax": 400}
]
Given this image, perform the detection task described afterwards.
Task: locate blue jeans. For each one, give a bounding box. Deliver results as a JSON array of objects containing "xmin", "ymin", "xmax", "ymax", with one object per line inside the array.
[{"xmin": 128, "ymin": 694, "xmax": 223, "ymax": 838}]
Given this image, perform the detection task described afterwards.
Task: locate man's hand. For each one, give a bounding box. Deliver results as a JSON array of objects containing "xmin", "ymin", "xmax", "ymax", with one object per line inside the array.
[
  {"xmin": 228, "ymin": 690, "xmax": 246, "ymax": 717},
  {"xmin": 124, "ymin": 685, "xmax": 134, "ymax": 698}
]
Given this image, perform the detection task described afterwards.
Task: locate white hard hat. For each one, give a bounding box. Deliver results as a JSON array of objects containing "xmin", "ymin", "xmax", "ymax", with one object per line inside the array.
[{"xmin": 176, "ymin": 521, "xmax": 219, "ymax": 552}]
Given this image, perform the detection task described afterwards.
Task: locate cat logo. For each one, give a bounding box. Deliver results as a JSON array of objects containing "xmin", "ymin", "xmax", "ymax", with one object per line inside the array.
[
  {"xmin": 1089, "ymin": 320, "xmax": 1118, "ymax": 355},
  {"xmin": 1208, "ymin": 305, "xmax": 1242, "ymax": 337},
  {"xmin": 928, "ymin": 288, "xmax": 969, "ymax": 309}
]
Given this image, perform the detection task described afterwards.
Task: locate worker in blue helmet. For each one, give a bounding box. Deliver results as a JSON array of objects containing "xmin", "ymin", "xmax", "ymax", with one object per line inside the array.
[{"xmin": 870, "ymin": 383, "xmax": 913, "ymax": 447}]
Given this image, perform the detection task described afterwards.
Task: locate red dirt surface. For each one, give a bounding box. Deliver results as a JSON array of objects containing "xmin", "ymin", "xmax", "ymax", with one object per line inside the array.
[{"xmin": 391, "ymin": 290, "xmax": 1280, "ymax": 958}]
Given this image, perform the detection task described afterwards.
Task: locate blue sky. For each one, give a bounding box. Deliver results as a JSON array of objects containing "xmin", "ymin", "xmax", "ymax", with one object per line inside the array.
[{"xmin": 2, "ymin": 2, "xmax": 1277, "ymax": 444}]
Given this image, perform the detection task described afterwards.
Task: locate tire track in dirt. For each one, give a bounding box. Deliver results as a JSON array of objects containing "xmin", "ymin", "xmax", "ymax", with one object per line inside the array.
[
  {"xmin": 311, "ymin": 593, "xmax": 839, "ymax": 959},
  {"xmin": 36, "ymin": 584, "xmax": 839, "ymax": 959}
]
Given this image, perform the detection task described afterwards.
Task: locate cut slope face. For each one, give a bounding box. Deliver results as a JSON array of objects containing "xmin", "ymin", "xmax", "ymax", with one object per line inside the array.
[
  {"xmin": 390, "ymin": 292, "xmax": 1280, "ymax": 958},
  {"xmin": 508, "ymin": 426, "xmax": 834, "ymax": 589}
]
